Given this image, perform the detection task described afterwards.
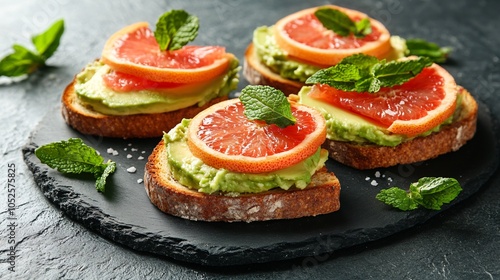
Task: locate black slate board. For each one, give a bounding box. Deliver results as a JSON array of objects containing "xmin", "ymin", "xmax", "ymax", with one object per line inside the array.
[{"xmin": 22, "ymin": 102, "xmax": 498, "ymax": 266}]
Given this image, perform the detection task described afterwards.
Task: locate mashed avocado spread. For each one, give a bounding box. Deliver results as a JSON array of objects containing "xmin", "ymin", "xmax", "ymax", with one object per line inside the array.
[
  {"xmin": 164, "ymin": 119, "xmax": 328, "ymax": 194},
  {"xmin": 298, "ymin": 87, "xmax": 464, "ymax": 146},
  {"xmin": 253, "ymin": 26, "xmax": 321, "ymax": 82},
  {"xmin": 252, "ymin": 26, "xmax": 407, "ymax": 82},
  {"xmin": 74, "ymin": 59, "xmax": 240, "ymax": 116}
]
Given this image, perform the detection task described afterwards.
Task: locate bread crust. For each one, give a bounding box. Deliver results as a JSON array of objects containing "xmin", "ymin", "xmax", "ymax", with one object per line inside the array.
[
  {"xmin": 324, "ymin": 89, "xmax": 478, "ymax": 169},
  {"xmin": 144, "ymin": 140, "xmax": 341, "ymax": 222},
  {"xmin": 243, "ymin": 43, "xmax": 304, "ymax": 96},
  {"xmin": 61, "ymin": 80, "xmax": 228, "ymax": 138}
]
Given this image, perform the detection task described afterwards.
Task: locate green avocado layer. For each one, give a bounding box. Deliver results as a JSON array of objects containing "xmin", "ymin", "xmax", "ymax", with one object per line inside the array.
[
  {"xmin": 253, "ymin": 26, "xmax": 321, "ymax": 82},
  {"xmin": 74, "ymin": 59, "xmax": 240, "ymax": 116},
  {"xmin": 164, "ymin": 119, "xmax": 328, "ymax": 194}
]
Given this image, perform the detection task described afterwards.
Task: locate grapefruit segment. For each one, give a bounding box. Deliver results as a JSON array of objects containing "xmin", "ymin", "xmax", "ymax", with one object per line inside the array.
[
  {"xmin": 101, "ymin": 22, "xmax": 232, "ymax": 83},
  {"xmin": 187, "ymin": 99, "xmax": 327, "ymax": 173},
  {"xmin": 274, "ymin": 5, "xmax": 391, "ymax": 66},
  {"xmin": 308, "ymin": 63, "xmax": 457, "ymax": 137},
  {"xmin": 102, "ymin": 70, "xmax": 183, "ymax": 92}
]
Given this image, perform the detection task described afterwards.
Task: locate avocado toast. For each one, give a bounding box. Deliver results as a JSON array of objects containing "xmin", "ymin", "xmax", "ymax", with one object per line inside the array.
[{"xmin": 144, "ymin": 87, "xmax": 341, "ymax": 222}]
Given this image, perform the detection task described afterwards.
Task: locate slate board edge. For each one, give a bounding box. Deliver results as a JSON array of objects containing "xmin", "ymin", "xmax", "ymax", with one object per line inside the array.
[{"xmin": 21, "ymin": 139, "xmax": 497, "ymax": 266}]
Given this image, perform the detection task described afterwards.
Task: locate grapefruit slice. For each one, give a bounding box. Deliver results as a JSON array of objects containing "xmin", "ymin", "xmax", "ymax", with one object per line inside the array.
[
  {"xmin": 187, "ymin": 99, "xmax": 327, "ymax": 173},
  {"xmin": 101, "ymin": 22, "xmax": 232, "ymax": 83},
  {"xmin": 274, "ymin": 5, "xmax": 392, "ymax": 66},
  {"xmin": 102, "ymin": 70, "xmax": 182, "ymax": 92},
  {"xmin": 308, "ymin": 63, "xmax": 458, "ymax": 137}
]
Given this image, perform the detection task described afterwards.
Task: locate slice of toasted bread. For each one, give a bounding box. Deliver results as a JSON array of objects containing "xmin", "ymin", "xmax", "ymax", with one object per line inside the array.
[
  {"xmin": 243, "ymin": 43, "xmax": 305, "ymax": 96},
  {"xmin": 144, "ymin": 140, "xmax": 341, "ymax": 222},
  {"xmin": 61, "ymin": 80, "xmax": 228, "ymax": 138},
  {"xmin": 324, "ymin": 89, "xmax": 478, "ymax": 169}
]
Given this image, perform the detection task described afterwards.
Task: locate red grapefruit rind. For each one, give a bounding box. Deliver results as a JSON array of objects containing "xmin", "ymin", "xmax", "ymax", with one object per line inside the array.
[
  {"xmin": 100, "ymin": 22, "xmax": 232, "ymax": 83},
  {"xmin": 187, "ymin": 99, "xmax": 327, "ymax": 174},
  {"xmin": 273, "ymin": 5, "xmax": 392, "ymax": 66}
]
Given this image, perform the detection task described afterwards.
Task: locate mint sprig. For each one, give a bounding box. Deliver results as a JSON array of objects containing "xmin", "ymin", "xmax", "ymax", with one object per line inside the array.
[
  {"xmin": 35, "ymin": 138, "xmax": 116, "ymax": 193},
  {"xmin": 376, "ymin": 177, "xmax": 462, "ymax": 211},
  {"xmin": 314, "ymin": 7, "xmax": 371, "ymax": 37},
  {"xmin": 405, "ymin": 38, "xmax": 452, "ymax": 63},
  {"xmin": 154, "ymin": 10, "xmax": 199, "ymax": 51},
  {"xmin": 305, "ymin": 54, "xmax": 433, "ymax": 93},
  {"xmin": 0, "ymin": 19, "xmax": 64, "ymax": 78},
  {"xmin": 239, "ymin": 85, "xmax": 296, "ymax": 128}
]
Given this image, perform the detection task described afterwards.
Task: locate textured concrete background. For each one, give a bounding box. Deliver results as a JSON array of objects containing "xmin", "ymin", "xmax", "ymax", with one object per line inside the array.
[{"xmin": 1, "ymin": 0, "xmax": 499, "ymax": 279}]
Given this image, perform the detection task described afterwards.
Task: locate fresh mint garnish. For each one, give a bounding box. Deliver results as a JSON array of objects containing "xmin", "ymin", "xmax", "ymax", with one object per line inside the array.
[
  {"xmin": 305, "ymin": 53, "xmax": 433, "ymax": 93},
  {"xmin": 405, "ymin": 38, "xmax": 452, "ymax": 63},
  {"xmin": 95, "ymin": 162, "xmax": 116, "ymax": 193},
  {"xmin": 314, "ymin": 7, "xmax": 371, "ymax": 37},
  {"xmin": 239, "ymin": 85, "xmax": 296, "ymax": 128},
  {"xmin": 154, "ymin": 10, "xmax": 199, "ymax": 51},
  {"xmin": 0, "ymin": 19, "xmax": 64, "ymax": 78},
  {"xmin": 35, "ymin": 138, "xmax": 116, "ymax": 193},
  {"xmin": 376, "ymin": 177, "xmax": 462, "ymax": 211}
]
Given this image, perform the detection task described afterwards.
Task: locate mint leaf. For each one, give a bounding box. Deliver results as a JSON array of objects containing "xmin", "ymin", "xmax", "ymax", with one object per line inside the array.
[
  {"xmin": 96, "ymin": 161, "xmax": 116, "ymax": 193},
  {"xmin": 371, "ymin": 57, "xmax": 433, "ymax": 88},
  {"xmin": 35, "ymin": 138, "xmax": 105, "ymax": 174},
  {"xmin": 376, "ymin": 177, "xmax": 462, "ymax": 211},
  {"xmin": 409, "ymin": 177, "xmax": 462, "ymax": 210},
  {"xmin": 314, "ymin": 7, "xmax": 371, "ymax": 37},
  {"xmin": 356, "ymin": 76, "xmax": 382, "ymax": 93},
  {"xmin": 239, "ymin": 85, "xmax": 296, "ymax": 128},
  {"xmin": 0, "ymin": 45, "xmax": 45, "ymax": 77},
  {"xmin": 405, "ymin": 38, "xmax": 451, "ymax": 63},
  {"xmin": 35, "ymin": 138, "xmax": 116, "ymax": 192},
  {"xmin": 305, "ymin": 63, "xmax": 361, "ymax": 91},
  {"xmin": 339, "ymin": 53, "xmax": 380, "ymax": 70},
  {"xmin": 355, "ymin": 18, "xmax": 372, "ymax": 37},
  {"xmin": 0, "ymin": 19, "xmax": 64, "ymax": 78},
  {"xmin": 305, "ymin": 54, "xmax": 433, "ymax": 93},
  {"xmin": 154, "ymin": 10, "xmax": 199, "ymax": 51},
  {"xmin": 376, "ymin": 187, "xmax": 419, "ymax": 211},
  {"xmin": 31, "ymin": 19, "xmax": 65, "ymax": 60}
]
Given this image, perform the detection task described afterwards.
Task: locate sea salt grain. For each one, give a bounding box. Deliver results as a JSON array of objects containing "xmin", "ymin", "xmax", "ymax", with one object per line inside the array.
[
  {"xmin": 138, "ymin": 156, "xmax": 144, "ymax": 160},
  {"xmin": 112, "ymin": 150, "xmax": 119, "ymax": 156},
  {"xmin": 131, "ymin": 148, "xmax": 138, "ymax": 152},
  {"xmin": 371, "ymin": 180, "xmax": 378, "ymax": 186},
  {"xmin": 127, "ymin": 154, "xmax": 133, "ymax": 159},
  {"xmin": 365, "ymin": 177, "xmax": 370, "ymax": 181},
  {"xmin": 137, "ymin": 179, "xmax": 143, "ymax": 184},
  {"xmin": 375, "ymin": 171, "xmax": 381, "ymax": 178},
  {"xmin": 106, "ymin": 148, "xmax": 114, "ymax": 154},
  {"xmin": 127, "ymin": 166, "xmax": 137, "ymax": 173}
]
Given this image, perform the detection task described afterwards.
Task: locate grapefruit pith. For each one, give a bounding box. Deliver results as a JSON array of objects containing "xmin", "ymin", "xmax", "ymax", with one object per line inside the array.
[
  {"xmin": 274, "ymin": 5, "xmax": 392, "ymax": 66},
  {"xmin": 101, "ymin": 22, "xmax": 232, "ymax": 83},
  {"xmin": 187, "ymin": 99, "xmax": 327, "ymax": 174},
  {"xmin": 308, "ymin": 63, "xmax": 458, "ymax": 137}
]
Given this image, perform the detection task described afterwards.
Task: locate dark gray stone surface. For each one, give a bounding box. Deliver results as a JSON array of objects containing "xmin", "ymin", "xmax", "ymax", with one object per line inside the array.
[{"xmin": 1, "ymin": 0, "xmax": 500, "ymax": 279}]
